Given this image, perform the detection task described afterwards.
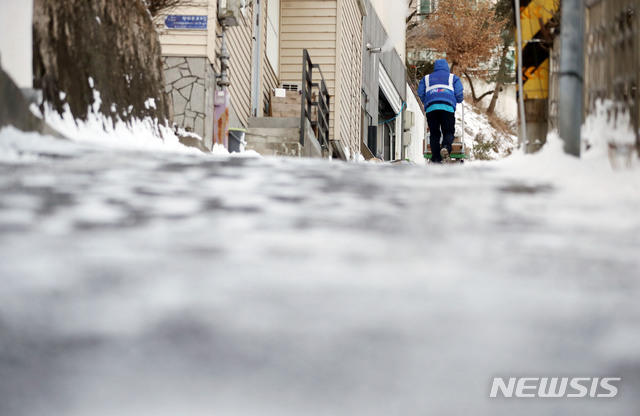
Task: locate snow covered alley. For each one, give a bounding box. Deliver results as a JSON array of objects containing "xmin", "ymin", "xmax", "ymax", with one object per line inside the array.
[{"xmin": 1, "ymin": 127, "xmax": 640, "ymax": 416}]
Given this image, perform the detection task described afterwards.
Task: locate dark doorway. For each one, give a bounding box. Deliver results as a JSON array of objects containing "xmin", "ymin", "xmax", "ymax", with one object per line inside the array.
[{"xmin": 378, "ymin": 89, "xmax": 396, "ymax": 161}]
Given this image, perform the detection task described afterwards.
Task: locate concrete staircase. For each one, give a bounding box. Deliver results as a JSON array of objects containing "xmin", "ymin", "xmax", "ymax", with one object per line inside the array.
[
  {"xmin": 245, "ymin": 117, "xmax": 323, "ymax": 158},
  {"xmin": 245, "ymin": 117, "xmax": 301, "ymax": 157}
]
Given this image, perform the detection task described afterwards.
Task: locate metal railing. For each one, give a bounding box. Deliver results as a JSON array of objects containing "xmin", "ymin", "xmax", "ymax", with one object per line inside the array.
[{"xmin": 300, "ymin": 49, "xmax": 330, "ymax": 151}]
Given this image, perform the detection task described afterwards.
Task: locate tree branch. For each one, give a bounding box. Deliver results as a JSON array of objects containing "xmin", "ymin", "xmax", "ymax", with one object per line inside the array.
[{"xmin": 463, "ymin": 71, "xmax": 494, "ymax": 103}]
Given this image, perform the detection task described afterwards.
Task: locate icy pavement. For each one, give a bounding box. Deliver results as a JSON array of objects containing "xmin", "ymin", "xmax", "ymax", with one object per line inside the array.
[{"xmin": 1, "ymin": 128, "xmax": 640, "ymax": 416}]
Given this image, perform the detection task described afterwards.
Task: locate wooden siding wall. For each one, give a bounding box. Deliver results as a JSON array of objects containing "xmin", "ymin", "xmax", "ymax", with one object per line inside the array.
[
  {"xmin": 280, "ymin": 0, "xmax": 338, "ymax": 139},
  {"xmin": 158, "ymin": 4, "xmax": 213, "ymax": 58},
  {"xmin": 263, "ymin": 0, "xmax": 280, "ymax": 117},
  {"xmin": 225, "ymin": 4, "xmax": 254, "ymax": 128},
  {"xmin": 337, "ymin": 0, "xmax": 363, "ymax": 155},
  {"xmin": 215, "ymin": 0, "xmax": 276, "ymax": 122},
  {"xmin": 160, "ymin": 32, "xmax": 208, "ymax": 57}
]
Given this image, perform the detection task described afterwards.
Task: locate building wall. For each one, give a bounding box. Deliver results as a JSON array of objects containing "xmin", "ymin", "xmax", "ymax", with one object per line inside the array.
[
  {"xmin": 335, "ymin": 0, "xmax": 364, "ymax": 156},
  {"xmin": 155, "ymin": 0, "xmax": 413, "ymax": 159},
  {"xmin": 368, "ymin": 0, "xmax": 406, "ymax": 61},
  {"xmin": 362, "ymin": 1, "xmax": 406, "ymax": 107},
  {"xmin": 158, "ymin": 1, "xmax": 217, "ymax": 145},
  {"xmin": 210, "ymin": 2, "xmax": 256, "ymax": 129},
  {"xmin": 262, "ymin": 0, "xmax": 281, "ymax": 117},
  {"xmin": 158, "ymin": 2, "xmax": 215, "ymax": 60},
  {"xmin": 158, "ymin": 0, "xmax": 270, "ymax": 143},
  {"xmin": 404, "ymin": 83, "xmax": 426, "ymax": 164},
  {"xmin": 362, "ymin": 0, "xmax": 407, "ymax": 160},
  {"xmin": 280, "ymin": 0, "xmax": 338, "ymax": 139},
  {"xmin": 225, "ymin": 3, "xmax": 254, "ymax": 129}
]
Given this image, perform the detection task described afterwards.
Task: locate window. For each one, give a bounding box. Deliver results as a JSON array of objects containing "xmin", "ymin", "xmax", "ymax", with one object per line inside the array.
[{"xmin": 418, "ymin": 0, "xmax": 435, "ymax": 15}]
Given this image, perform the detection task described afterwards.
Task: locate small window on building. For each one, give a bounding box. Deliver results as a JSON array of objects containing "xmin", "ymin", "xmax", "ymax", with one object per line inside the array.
[{"xmin": 418, "ymin": 0, "xmax": 438, "ymax": 15}]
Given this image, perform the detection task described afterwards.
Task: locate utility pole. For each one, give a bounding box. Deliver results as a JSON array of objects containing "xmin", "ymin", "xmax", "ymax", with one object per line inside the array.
[{"xmin": 557, "ymin": 0, "xmax": 584, "ymax": 157}]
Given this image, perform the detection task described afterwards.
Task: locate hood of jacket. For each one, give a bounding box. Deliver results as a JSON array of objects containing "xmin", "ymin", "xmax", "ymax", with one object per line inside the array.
[{"xmin": 434, "ymin": 59, "xmax": 450, "ymax": 73}]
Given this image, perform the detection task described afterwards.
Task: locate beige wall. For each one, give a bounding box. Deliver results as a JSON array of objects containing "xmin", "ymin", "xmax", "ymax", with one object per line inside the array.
[
  {"xmin": 262, "ymin": 0, "xmax": 281, "ymax": 118},
  {"xmin": 157, "ymin": 1, "xmax": 217, "ymax": 62},
  {"xmin": 280, "ymin": 0, "xmax": 365, "ymax": 156},
  {"xmin": 225, "ymin": 4, "xmax": 254, "ymax": 128},
  {"xmin": 280, "ymin": 0, "xmax": 338, "ymax": 140},
  {"xmin": 336, "ymin": 0, "xmax": 364, "ymax": 156}
]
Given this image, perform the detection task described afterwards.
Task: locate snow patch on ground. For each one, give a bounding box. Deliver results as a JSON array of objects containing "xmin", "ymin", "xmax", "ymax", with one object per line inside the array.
[
  {"xmin": 0, "ymin": 126, "xmax": 85, "ymax": 163},
  {"xmin": 211, "ymin": 143, "xmax": 230, "ymax": 156},
  {"xmin": 33, "ymin": 100, "xmax": 203, "ymax": 155},
  {"xmin": 459, "ymin": 101, "xmax": 518, "ymax": 160}
]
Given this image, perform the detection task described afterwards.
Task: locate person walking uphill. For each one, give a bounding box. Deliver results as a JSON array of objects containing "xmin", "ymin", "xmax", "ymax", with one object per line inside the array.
[{"xmin": 418, "ymin": 59, "xmax": 464, "ymax": 163}]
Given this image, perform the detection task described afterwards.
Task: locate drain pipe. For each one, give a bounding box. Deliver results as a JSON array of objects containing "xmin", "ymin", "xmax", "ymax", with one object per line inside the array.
[
  {"xmin": 214, "ymin": 20, "xmax": 231, "ymax": 148},
  {"xmin": 217, "ymin": 23, "xmax": 230, "ymax": 90},
  {"xmin": 250, "ymin": 0, "xmax": 262, "ymax": 117},
  {"xmin": 514, "ymin": 0, "xmax": 528, "ymax": 154}
]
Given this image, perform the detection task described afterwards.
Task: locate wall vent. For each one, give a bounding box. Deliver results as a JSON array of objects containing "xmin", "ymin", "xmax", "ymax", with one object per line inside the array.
[{"xmin": 281, "ymin": 83, "xmax": 301, "ymax": 92}]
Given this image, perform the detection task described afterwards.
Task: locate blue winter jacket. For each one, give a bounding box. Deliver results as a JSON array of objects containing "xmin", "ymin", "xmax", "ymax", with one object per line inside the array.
[{"xmin": 417, "ymin": 59, "xmax": 464, "ymax": 112}]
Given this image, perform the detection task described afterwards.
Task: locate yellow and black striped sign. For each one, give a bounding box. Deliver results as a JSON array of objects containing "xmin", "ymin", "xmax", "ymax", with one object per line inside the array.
[{"xmin": 516, "ymin": 0, "xmax": 560, "ymax": 100}]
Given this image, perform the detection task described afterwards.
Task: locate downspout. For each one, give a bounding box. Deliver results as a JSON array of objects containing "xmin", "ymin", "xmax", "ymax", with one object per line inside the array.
[{"xmin": 250, "ymin": 0, "xmax": 262, "ymax": 117}]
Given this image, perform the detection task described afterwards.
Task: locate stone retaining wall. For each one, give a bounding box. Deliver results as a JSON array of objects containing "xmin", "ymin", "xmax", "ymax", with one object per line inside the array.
[{"xmin": 163, "ymin": 57, "xmax": 213, "ymax": 144}]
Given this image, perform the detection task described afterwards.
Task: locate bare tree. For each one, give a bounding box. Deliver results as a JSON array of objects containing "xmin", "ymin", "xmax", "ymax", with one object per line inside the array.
[
  {"xmin": 486, "ymin": 0, "xmax": 515, "ymax": 115},
  {"xmin": 406, "ymin": 0, "xmax": 418, "ymax": 29},
  {"xmin": 407, "ymin": 0, "xmax": 506, "ymax": 103}
]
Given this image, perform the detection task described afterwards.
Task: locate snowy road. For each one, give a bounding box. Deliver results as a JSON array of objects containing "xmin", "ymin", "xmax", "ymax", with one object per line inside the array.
[{"xmin": 1, "ymin": 129, "xmax": 640, "ymax": 416}]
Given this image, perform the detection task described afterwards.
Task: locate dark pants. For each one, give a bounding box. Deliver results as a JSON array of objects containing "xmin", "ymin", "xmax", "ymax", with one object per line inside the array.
[{"xmin": 427, "ymin": 110, "xmax": 455, "ymax": 163}]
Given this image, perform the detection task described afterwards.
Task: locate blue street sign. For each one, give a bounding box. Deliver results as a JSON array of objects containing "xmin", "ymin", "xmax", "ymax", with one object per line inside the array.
[{"xmin": 164, "ymin": 15, "xmax": 208, "ymax": 30}]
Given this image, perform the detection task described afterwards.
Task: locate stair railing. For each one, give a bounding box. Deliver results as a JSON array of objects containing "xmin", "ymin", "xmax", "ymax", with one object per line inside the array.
[{"xmin": 300, "ymin": 49, "xmax": 330, "ymax": 151}]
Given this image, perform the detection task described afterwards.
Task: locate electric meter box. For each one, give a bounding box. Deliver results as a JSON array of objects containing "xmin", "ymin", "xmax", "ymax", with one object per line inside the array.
[
  {"xmin": 402, "ymin": 131, "xmax": 412, "ymax": 146},
  {"xmin": 218, "ymin": 0, "xmax": 242, "ymax": 26},
  {"xmin": 403, "ymin": 110, "xmax": 415, "ymax": 131}
]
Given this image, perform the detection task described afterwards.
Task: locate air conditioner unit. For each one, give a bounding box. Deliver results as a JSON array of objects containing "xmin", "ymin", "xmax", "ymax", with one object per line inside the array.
[{"xmin": 218, "ymin": 0, "xmax": 242, "ymax": 26}]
